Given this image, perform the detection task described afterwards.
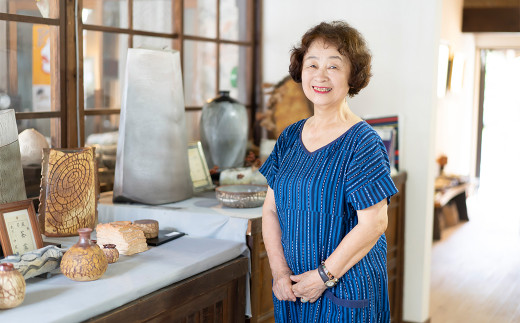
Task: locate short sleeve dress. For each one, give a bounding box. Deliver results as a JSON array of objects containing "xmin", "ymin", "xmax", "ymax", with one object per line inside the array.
[{"xmin": 259, "ymin": 119, "xmax": 398, "ymax": 323}]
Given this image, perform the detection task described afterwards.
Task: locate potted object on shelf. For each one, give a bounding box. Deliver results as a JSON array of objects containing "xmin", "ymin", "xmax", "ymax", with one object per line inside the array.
[
  {"xmin": 0, "ymin": 109, "xmax": 27, "ymax": 204},
  {"xmin": 102, "ymin": 244, "xmax": 119, "ymax": 264},
  {"xmin": 0, "ymin": 262, "xmax": 25, "ymax": 309},
  {"xmin": 200, "ymin": 91, "xmax": 248, "ymax": 171},
  {"xmin": 60, "ymin": 228, "xmax": 108, "ymax": 281}
]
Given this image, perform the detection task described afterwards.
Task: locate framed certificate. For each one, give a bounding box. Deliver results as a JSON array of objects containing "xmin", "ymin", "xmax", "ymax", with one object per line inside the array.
[
  {"xmin": 188, "ymin": 141, "xmax": 214, "ymax": 192},
  {"xmin": 0, "ymin": 199, "xmax": 44, "ymax": 257}
]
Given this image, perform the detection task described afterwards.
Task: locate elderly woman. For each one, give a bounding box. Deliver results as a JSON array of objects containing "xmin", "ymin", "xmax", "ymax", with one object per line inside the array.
[{"xmin": 259, "ymin": 21, "xmax": 398, "ymax": 322}]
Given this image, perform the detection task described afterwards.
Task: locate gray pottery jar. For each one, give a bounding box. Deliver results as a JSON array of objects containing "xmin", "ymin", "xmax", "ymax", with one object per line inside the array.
[{"xmin": 200, "ymin": 91, "xmax": 248, "ymax": 170}]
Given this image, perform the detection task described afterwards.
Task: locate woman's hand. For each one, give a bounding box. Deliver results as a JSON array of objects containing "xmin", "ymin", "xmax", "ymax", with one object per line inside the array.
[
  {"xmin": 290, "ymin": 270, "xmax": 327, "ymax": 303},
  {"xmin": 272, "ymin": 270, "xmax": 297, "ymax": 302}
]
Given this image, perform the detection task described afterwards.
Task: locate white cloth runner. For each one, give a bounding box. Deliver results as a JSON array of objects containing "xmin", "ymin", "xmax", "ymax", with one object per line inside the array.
[{"xmin": 2, "ymin": 236, "xmax": 246, "ymax": 323}]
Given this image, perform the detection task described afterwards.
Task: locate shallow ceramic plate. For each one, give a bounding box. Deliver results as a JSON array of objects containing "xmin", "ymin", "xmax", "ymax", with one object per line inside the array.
[{"xmin": 215, "ymin": 184, "xmax": 268, "ymax": 208}]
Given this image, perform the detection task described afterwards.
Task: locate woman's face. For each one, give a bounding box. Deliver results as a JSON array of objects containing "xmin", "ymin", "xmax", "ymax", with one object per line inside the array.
[{"xmin": 301, "ymin": 39, "xmax": 351, "ymax": 110}]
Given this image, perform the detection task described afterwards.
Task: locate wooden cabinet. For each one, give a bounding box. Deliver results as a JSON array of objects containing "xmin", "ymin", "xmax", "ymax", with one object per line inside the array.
[
  {"xmin": 247, "ymin": 172, "xmax": 407, "ymax": 323},
  {"xmin": 87, "ymin": 257, "xmax": 248, "ymax": 323},
  {"xmin": 386, "ymin": 172, "xmax": 407, "ymax": 323}
]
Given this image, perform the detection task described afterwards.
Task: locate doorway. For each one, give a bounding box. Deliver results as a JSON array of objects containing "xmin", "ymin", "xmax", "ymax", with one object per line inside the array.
[{"xmin": 474, "ymin": 49, "xmax": 520, "ymax": 231}]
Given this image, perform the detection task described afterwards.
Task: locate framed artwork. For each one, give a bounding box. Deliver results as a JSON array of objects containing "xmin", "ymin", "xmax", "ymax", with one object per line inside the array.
[
  {"xmin": 0, "ymin": 199, "xmax": 44, "ymax": 257},
  {"xmin": 188, "ymin": 141, "xmax": 215, "ymax": 192},
  {"xmin": 365, "ymin": 115, "xmax": 399, "ymax": 172}
]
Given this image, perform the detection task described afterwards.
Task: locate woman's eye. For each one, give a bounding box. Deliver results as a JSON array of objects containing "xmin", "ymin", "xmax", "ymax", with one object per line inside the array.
[{"xmin": 329, "ymin": 65, "xmax": 337, "ymax": 69}]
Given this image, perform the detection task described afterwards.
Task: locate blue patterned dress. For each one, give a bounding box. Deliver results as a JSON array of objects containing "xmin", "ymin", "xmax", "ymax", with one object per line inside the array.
[{"xmin": 259, "ymin": 119, "xmax": 398, "ymax": 322}]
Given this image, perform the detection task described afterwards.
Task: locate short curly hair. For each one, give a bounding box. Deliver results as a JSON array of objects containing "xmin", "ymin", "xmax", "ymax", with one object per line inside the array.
[{"xmin": 289, "ymin": 21, "xmax": 372, "ymax": 97}]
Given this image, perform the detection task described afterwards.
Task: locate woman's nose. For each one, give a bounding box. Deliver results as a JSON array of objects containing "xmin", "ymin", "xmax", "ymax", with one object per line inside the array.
[{"xmin": 315, "ymin": 68, "xmax": 328, "ymax": 81}]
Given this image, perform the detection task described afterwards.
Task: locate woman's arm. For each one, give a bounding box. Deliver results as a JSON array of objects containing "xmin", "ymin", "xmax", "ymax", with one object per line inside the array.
[
  {"xmin": 291, "ymin": 199, "xmax": 388, "ymax": 302},
  {"xmin": 262, "ymin": 187, "xmax": 296, "ymax": 302}
]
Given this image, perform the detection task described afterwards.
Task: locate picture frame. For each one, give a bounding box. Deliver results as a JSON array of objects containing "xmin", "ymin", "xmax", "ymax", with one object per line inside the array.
[
  {"xmin": 0, "ymin": 199, "xmax": 44, "ymax": 257},
  {"xmin": 188, "ymin": 141, "xmax": 215, "ymax": 192}
]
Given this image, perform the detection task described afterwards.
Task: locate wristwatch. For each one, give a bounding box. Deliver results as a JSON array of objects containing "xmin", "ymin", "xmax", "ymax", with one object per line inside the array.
[{"xmin": 318, "ymin": 261, "xmax": 338, "ymax": 288}]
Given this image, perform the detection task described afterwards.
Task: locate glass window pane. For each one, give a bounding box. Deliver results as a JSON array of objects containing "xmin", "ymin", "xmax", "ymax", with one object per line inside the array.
[
  {"xmin": 84, "ymin": 115, "xmax": 120, "ymax": 143},
  {"xmin": 184, "ymin": 0, "xmax": 216, "ymax": 39},
  {"xmin": 185, "ymin": 110, "xmax": 201, "ymax": 142},
  {"xmin": 82, "ymin": 0, "xmax": 128, "ymax": 28},
  {"xmin": 183, "ymin": 40, "xmax": 216, "ymax": 106},
  {"xmin": 220, "ymin": 44, "xmax": 251, "ymax": 105},
  {"xmin": 17, "ymin": 117, "xmax": 61, "ymax": 148},
  {"xmin": 0, "ymin": 21, "xmax": 60, "ymax": 113},
  {"xmin": 219, "ymin": 0, "xmax": 251, "ymax": 41},
  {"xmin": 0, "ymin": 0, "xmax": 59, "ymax": 19},
  {"xmin": 133, "ymin": 0, "xmax": 173, "ymax": 33},
  {"xmin": 83, "ymin": 31, "xmax": 129, "ymax": 109},
  {"xmin": 133, "ymin": 35, "xmax": 174, "ymax": 50}
]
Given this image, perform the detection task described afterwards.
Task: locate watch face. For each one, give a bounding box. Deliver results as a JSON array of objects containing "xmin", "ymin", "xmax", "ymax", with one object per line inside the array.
[{"xmin": 325, "ymin": 280, "xmax": 336, "ymax": 287}]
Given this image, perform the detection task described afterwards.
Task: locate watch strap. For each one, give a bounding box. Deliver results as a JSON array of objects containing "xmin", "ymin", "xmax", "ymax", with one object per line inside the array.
[{"xmin": 317, "ymin": 263, "xmax": 329, "ymax": 283}]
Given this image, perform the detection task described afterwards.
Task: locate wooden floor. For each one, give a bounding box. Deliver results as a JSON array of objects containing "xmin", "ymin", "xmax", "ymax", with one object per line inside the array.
[{"xmin": 430, "ymin": 191, "xmax": 520, "ymax": 323}]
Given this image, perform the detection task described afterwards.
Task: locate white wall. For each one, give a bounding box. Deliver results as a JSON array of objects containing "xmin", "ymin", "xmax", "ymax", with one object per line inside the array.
[
  {"xmin": 435, "ymin": 0, "xmax": 476, "ymax": 177},
  {"xmin": 263, "ymin": 1, "xmax": 442, "ymax": 322}
]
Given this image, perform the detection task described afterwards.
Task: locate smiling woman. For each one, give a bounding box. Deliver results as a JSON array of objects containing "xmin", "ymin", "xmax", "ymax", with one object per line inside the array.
[{"xmin": 259, "ymin": 21, "xmax": 397, "ymax": 322}]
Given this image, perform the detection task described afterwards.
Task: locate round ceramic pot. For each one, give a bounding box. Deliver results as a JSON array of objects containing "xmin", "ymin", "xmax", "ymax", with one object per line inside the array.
[
  {"xmin": 200, "ymin": 91, "xmax": 248, "ymax": 170},
  {"xmin": 102, "ymin": 244, "xmax": 120, "ymax": 264},
  {"xmin": 61, "ymin": 228, "xmax": 108, "ymax": 281},
  {"xmin": 0, "ymin": 263, "xmax": 25, "ymax": 309}
]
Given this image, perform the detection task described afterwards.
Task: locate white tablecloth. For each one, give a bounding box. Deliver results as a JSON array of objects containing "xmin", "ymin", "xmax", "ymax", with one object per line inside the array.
[{"xmin": 2, "ymin": 236, "xmax": 246, "ymax": 323}]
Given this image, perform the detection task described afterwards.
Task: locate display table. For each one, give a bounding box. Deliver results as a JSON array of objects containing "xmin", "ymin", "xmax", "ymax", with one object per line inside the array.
[{"xmin": 1, "ymin": 235, "xmax": 247, "ymax": 322}]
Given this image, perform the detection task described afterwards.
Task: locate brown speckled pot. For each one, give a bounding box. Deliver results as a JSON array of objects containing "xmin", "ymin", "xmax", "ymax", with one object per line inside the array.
[
  {"xmin": 61, "ymin": 228, "xmax": 108, "ymax": 281},
  {"xmin": 102, "ymin": 244, "xmax": 119, "ymax": 264},
  {"xmin": 0, "ymin": 263, "xmax": 25, "ymax": 309}
]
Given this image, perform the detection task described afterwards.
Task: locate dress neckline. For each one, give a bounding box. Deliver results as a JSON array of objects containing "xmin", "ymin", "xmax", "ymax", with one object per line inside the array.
[{"xmin": 299, "ymin": 118, "xmax": 365, "ymax": 155}]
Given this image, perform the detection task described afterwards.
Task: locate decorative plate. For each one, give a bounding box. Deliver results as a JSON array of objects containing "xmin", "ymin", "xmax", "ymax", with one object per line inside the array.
[{"xmin": 215, "ymin": 185, "xmax": 268, "ymax": 208}]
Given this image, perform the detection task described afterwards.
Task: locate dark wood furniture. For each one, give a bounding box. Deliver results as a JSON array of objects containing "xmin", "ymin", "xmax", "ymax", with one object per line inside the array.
[
  {"xmin": 433, "ymin": 183, "xmax": 469, "ymax": 240},
  {"xmin": 246, "ymin": 172, "xmax": 407, "ymax": 323},
  {"xmin": 387, "ymin": 172, "xmax": 407, "ymax": 323},
  {"xmin": 86, "ymin": 257, "xmax": 248, "ymax": 323}
]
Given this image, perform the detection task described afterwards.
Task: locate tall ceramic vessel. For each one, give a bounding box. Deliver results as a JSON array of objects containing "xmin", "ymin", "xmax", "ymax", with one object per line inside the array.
[
  {"xmin": 113, "ymin": 48, "xmax": 193, "ymax": 205},
  {"xmin": 200, "ymin": 91, "xmax": 248, "ymax": 170},
  {"xmin": 0, "ymin": 109, "xmax": 27, "ymax": 204},
  {"xmin": 39, "ymin": 147, "xmax": 98, "ymax": 237},
  {"xmin": 60, "ymin": 228, "xmax": 108, "ymax": 281}
]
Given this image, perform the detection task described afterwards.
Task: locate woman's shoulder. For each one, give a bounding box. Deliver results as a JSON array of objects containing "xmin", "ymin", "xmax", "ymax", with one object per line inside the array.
[
  {"xmin": 278, "ymin": 118, "xmax": 307, "ymax": 140},
  {"xmin": 349, "ymin": 121, "xmax": 384, "ymax": 150}
]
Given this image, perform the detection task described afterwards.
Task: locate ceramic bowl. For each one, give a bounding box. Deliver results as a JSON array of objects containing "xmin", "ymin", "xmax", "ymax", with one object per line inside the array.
[{"xmin": 215, "ymin": 184, "xmax": 268, "ymax": 208}]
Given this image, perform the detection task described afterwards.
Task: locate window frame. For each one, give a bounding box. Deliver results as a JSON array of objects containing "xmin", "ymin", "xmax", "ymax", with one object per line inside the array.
[{"xmin": 0, "ymin": 0, "xmax": 262, "ymax": 147}]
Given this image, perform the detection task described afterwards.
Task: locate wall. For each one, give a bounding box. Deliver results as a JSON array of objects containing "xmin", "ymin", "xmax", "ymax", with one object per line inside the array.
[
  {"xmin": 435, "ymin": 0, "xmax": 476, "ymax": 177},
  {"xmin": 263, "ymin": 1, "xmax": 442, "ymax": 322}
]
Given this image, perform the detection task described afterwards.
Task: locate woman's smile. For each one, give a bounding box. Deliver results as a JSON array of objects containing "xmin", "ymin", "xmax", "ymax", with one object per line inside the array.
[{"xmin": 312, "ymin": 86, "xmax": 332, "ymax": 93}]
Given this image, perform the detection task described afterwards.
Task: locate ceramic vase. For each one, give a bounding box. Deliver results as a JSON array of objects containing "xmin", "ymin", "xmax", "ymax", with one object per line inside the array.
[
  {"xmin": 61, "ymin": 228, "xmax": 108, "ymax": 281},
  {"xmin": 0, "ymin": 109, "xmax": 27, "ymax": 204},
  {"xmin": 39, "ymin": 147, "xmax": 99, "ymax": 237},
  {"xmin": 0, "ymin": 263, "xmax": 25, "ymax": 309},
  {"xmin": 102, "ymin": 244, "xmax": 119, "ymax": 264},
  {"xmin": 113, "ymin": 48, "xmax": 193, "ymax": 205},
  {"xmin": 200, "ymin": 91, "xmax": 248, "ymax": 170}
]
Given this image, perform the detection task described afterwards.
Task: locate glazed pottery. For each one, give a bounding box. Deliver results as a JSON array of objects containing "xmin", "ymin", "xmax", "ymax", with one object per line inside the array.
[
  {"xmin": 133, "ymin": 219, "xmax": 159, "ymax": 239},
  {"xmin": 60, "ymin": 228, "xmax": 108, "ymax": 281},
  {"xmin": 0, "ymin": 109, "xmax": 27, "ymax": 204},
  {"xmin": 39, "ymin": 147, "xmax": 99, "ymax": 237},
  {"xmin": 18, "ymin": 128, "xmax": 50, "ymax": 166},
  {"xmin": 114, "ymin": 48, "xmax": 193, "ymax": 205},
  {"xmin": 0, "ymin": 263, "xmax": 25, "ymax": 309},
  {"xmin": 200, "ymin": 91, "xmax": 248, "ymax": 170},
  {"xmin": 1, "ymin": 245, "xmax": 64, "ymax": 280},
  {"xmin": 102, "ymin": 244, "xmax": 119, "ymax": 264}
]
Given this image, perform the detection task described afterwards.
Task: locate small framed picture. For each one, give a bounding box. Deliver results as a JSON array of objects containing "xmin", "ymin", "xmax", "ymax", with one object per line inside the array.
[
  {"xmin": 0, "ymin": 199, "xmax": 44, "ymax": 257},
  {"xmin": 188, "ymin": 141, "xmax": 215, "ymax": 192}
]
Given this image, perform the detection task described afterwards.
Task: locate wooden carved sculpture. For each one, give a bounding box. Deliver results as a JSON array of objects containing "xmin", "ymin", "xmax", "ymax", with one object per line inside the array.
[{"xmin": 39, "ymin": 147, "xmax": 99, "ymax": 237}]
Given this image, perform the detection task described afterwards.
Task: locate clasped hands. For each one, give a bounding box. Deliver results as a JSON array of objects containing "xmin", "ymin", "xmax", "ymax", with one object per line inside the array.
[{"xmin": 272, "ymin": 269, "xmax": 327, "ymax": 303}]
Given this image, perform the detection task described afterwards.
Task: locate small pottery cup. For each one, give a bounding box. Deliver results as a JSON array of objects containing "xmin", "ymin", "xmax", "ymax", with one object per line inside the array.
[
  {"xmin": 0, "ymin": 263, "xmax": 25, "ymax": 309},
  {"xmin": 103, "ymin": 244, "xmax": 119, "ymax": 264}
]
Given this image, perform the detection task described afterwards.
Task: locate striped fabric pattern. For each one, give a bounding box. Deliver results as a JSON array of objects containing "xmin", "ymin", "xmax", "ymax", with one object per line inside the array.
[{"xmin": 259, "ymin": 119, "xmax": 398, "ymax": 323}]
